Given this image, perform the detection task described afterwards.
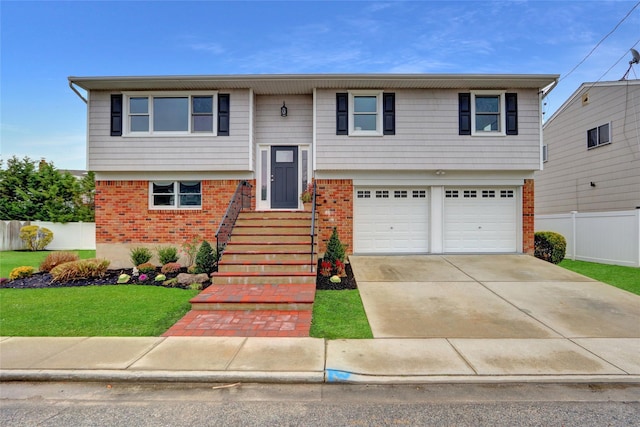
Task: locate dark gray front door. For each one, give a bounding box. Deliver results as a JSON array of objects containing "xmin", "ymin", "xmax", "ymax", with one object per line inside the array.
[{"xmin": 271, "ymin": 146, "xmax": 298, "ymax": 209}]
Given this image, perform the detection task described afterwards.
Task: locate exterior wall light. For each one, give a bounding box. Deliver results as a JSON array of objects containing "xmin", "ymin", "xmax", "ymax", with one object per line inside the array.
[{"xmin": 281, "ymin": 102, "xmax": 288, "ymax": 117}]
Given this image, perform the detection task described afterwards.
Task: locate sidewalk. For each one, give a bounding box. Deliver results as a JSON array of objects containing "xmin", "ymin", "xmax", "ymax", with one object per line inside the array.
[{"xmin": 2, "ymin": 336, "xmax": 639, "ymax": 384}]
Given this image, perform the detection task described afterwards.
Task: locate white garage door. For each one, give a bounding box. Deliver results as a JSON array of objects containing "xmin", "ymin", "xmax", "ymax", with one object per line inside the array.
[
  {"xmin": 354, "ymin": 188, "xmax": 429, "ymax": 253},
  {"xmin": 444, "ymin": 188, "xmax": 517, "ymax": 252}
]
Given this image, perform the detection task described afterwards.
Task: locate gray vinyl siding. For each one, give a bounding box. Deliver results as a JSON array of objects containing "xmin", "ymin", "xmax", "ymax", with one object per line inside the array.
[
  {"xmin": 536, "ymin": 83, "xmax": 640, "ymax": 214},
  {"xmin": 255, "ymin": 95, "xmax": 312, "ymax": 146},
  {"xmin": 315, "ymin": 89, "xmax": 542, "ymax": 171},
  {"xmin": 87, "ymin": 90, "xmax": 251, "ymax": 172}
]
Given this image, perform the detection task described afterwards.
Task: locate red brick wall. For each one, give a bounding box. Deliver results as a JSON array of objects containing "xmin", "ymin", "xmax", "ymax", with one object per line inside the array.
[
  {"xmin": 95, "ymin": 179, "xmax": 255, "ymax": 245},
  {"xmin": 314, "ymin": 179, "xmax": 354, "ymax": 255},
  {"xmin": 522, "ymin": 179, "xmax": 535, "ymax": 254}
]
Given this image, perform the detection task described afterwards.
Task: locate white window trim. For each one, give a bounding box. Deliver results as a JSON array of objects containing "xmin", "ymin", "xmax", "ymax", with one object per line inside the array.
[
  {"xmin": 148, "ymin": 181, "xmax": 202, "ymax": 210},
  {"xmin": 587, "ymin": 122, "xmax": 612, "ymax": 150},
  {"xmin": 542, "ymin": 144, "xmax": 548, "ymax": 162},
  {"xmin": 471, "ymin": 90, "xmax": 506, "ymax": 137},
  {"xmin": 123, "ymin": 91, "xmax": 218, "ymax": 136},
  {"xmin": 349, "ymin": 90, "xmax": 383, "ymax": 136}
]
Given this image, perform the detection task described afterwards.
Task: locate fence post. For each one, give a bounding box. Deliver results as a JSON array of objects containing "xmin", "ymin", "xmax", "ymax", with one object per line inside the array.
[{"xmin": 570, "ymin": 211, "xmax": 577, "ymax": 261}]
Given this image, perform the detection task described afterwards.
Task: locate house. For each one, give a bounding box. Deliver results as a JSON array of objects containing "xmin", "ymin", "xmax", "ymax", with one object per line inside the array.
[
  {"xmin": 535, "ymin": 79, "xmax": 640, "ymax": 267},
  {"xmin": 536, "ymin": 80, "xmax": 640, "ymax": 214},
  {"xmin": 68, "ymin": 73, "xmax": 558, "ymax": 268}
]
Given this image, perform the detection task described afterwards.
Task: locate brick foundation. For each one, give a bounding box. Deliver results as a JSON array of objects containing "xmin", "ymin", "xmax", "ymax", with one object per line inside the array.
[
  {"xmin": 314, "ymin": 179, "xmax": 354, "ymax": 255},
  {"xmin": 522, "ymin": 179, "xmax": 535, "ymax": 254}
]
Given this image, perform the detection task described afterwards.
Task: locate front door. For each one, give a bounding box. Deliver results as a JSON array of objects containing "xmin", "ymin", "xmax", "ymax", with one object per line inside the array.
[{"xmin": 271, "ymin": 146, "xmax": 298, "ymax": 209}]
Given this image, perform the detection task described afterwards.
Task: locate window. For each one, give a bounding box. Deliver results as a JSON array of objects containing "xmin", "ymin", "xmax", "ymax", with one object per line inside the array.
[
  {"xmin": 124, "ymin": 93, "xmax": 217, "ymax": 135},
  {"xmin": 336, "ymin": 92, "xmax": 395, "ymax": 135},
  {"xmin": 587, "ymin": 123, "xmax": 610, "ymax": 149},
  {"xmin": 357, "ymin": 190, "xmax": 371, "ymax": 199},
  {"xmin": 150, "ymin": 181, "xmax": 201, "ymax": 209},
  {"xmin": 445, "ymin": 190, "xmax": 459, "ymax": 198},
  {"xmin": 413, "ymin": 190, "xmax": 426, "ymax": 198},
  {"xmin": 543, "ymin": 144, "xmax": 548, "ymax": 162},
  {"xmin": 394, "ymin": 190, "xmax": 408, "ymax": 198},
  {"xmin": 459, "ymin": 92, "xmax": 518, "ymax": 136},
  {"xmin": 375, "ymin": 190, "xmax": 389, "ymax": 198}
]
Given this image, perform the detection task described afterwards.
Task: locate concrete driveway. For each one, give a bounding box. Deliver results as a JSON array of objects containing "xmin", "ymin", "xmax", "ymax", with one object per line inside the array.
[{"xmin": 344, "ymin": 254, "xmax": 640, "ymax": 377}]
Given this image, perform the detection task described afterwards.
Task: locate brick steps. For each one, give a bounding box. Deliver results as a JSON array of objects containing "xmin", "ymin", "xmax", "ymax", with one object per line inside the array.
[{"xmin": 163, "ymin": 210, "xmax": 318, "ymax": 337}]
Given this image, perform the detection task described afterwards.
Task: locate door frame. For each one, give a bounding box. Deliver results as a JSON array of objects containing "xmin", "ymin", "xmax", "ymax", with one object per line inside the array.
[{"xmin": 256, "ymin": 144, "xmax": 311, "ymax": 210}]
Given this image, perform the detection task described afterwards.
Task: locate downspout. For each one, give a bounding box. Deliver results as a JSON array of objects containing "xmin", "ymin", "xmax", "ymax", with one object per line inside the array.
[
  {"xmin": 538, "ymin": 79, "xmax": 558, "ymax": 170},
  {"xmin": 68, "ymin": 81, "xmax": 88, "ymax": 104}
]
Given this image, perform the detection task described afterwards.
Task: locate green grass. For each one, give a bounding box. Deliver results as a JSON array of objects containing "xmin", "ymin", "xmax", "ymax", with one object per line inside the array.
[
  {"xmin": 1, "ymin": 250, "xmax": 96, "ymax": 277},
  {"xmin": 559, "ymin": 259, "xmax": 640, "ymax": 296},
  {"xmin": 310, "ymin": 290, "xmax": 373, "ymax": 339},
  {"xmin": 0, "ymin": 286, "xmax": 198, "ymax": 336}
]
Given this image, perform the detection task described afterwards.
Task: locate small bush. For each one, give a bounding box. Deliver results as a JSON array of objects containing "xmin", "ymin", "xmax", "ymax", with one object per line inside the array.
[
  {"xmin": 161, "ymin": 262, "xmax": 182, "ymax": 274},
  {"xmin": 137, "ymin": 262, "xmax": 156, "ymax": 274},
  {"xmin": 19, "ymin": 225, "xmax": 54, "ymax": 251},
  {"xmin": 324, "ymin": 227, "xmax": 346, "ymax": 264},
  {"xmin": 163, "ymin": 278, "xmax": 179, "ymax": 287},
  {"xmin": 534, "ymin": 231, "xmax": 567, "ymax": 264},
  {"xmin": 39, "ymin": 251, "xmax": 79, "ymax": 272},
  {"xmin": 9, "ymin": 266, "xmax": 35, "ymax": 280},
  {"xmin": 130, "ymin": 247, "xmax": 152, "ymax": 267},
  {"xmin": 50, "ymin": 258, "xmax": 110, "ymax": 282},
  {"xmin": 188, "ymin": 282, "xmax": 204, "ymax": 291},
  {"xmin": 157, "ymin": 245, "xmax": 179, "ymax": 265},
  {"xmin": 194, "ymin": 240, "xmax": 217, "ymax": 275},
  {"xmin": 181, "ymin": 235, "xmax": 202, "ymax": 267}
]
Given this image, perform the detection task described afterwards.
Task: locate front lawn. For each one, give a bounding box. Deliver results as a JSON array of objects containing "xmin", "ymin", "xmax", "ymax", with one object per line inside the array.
[
  {"xmin": 310, "ymin": 290, "xmax": 373, "ymax": 339},
  {"xmin": 1, "ymin": 250, "xmax": 96, "ymax": 277},
  {"xmin": 0, "ymin": 286, "xmax": 198, "ymax": 336},
  {"xmin": 559, "ymin": 259, "xmax": 640, "ymax": 295}
]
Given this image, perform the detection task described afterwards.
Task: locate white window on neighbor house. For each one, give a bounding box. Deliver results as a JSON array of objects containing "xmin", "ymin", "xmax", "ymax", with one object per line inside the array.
[
  {"xmin": 150, "ymin": 181, "xmax": 202, "ymax": 209},
  {"xmin": 125, "ymin": 93, "xmax": 216, "ymax": 135},
  {"xmin": 349, "ymin": 91, "xmax": 383, "ymax": 135},
  {"xmin": 472, "ymin": 91, "xmax": 505, "ymax": 135},
  {"xmin": 543, "ymin": 144, "xmax": 548, "ymax": 162},
  {"xmin": 587, "ymin": 123, "xmax": 611, "ymax": 149}
]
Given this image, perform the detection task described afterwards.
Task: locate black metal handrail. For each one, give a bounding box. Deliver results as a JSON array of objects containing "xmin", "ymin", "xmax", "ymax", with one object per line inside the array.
[
  {"xmin": 310, "ymin": 180, "xmax": 317, "ymax": 272},
  {"xmin": 216, "ymin": 180, "xmax": 252, "ymax": 256}
]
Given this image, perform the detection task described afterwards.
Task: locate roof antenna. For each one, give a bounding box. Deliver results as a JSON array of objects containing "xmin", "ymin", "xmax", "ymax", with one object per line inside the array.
[{"xmin": 620, "ymin": 48, "xmax": 640, "ymax": 80}]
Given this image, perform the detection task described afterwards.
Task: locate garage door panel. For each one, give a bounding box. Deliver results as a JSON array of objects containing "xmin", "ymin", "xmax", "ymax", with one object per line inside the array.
[
  {"xmin": 354, "ymin": 188, "xmax": 429, "ymax": 253},
  {"xmin": 444, "ymin": 188, "xmax": 517, "ymax": 253}
]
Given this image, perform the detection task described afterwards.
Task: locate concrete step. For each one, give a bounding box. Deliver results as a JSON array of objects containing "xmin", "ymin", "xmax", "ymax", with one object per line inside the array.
[
  {"xmin": 218, "ymin": 260, "xmax": 315, "ymax": 274},
  {"xmin": 190, "ymin": 283, "xmax": 316, "ymax": 311},
  {"xmin": 229, "ymin": 234, "xmax": 312, "ymax": 244},
  {"xmin": 212, "ymin": 272, "xmax": 317, "ymax": 285}
]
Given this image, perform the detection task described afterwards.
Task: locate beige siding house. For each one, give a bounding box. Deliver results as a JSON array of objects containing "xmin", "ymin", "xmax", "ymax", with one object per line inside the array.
[
  {"xmin": 69, "ymin": 73, "xmax": 558, "ymax": 266},
  {"xmin": 536, "ymin": 80, "xmax": 640, "ymax": 214}
]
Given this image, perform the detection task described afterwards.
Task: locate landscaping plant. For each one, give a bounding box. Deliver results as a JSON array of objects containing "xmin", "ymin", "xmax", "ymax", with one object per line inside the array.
[
  {"xmin": 39, "ymin": 251, "xmax": 79, "ymax": 272},
  {"xmin": 49, "ymin": 258, "xmax": 110, "ymax": 282},
  {"xmin": 321, "ymin": 227, "xmax": 347, "ymax": 277},
  {"xmin": 19, "ymin": 225, "xmax": 53, "ymax": 251},
  {"xmin": 534, "ymin": 231, "xmax": 567, "ymax": 264},
  {"xmin": 181, "ymin": 235, "xmax": 202, "ymax": 267},
  {"xmin": 9, "ymin": 266, "xmax": 34, "ymax": 280},
  {"xmin": 157, "ymin": 245, "xmax": 179, "ymax": 265},
  {"xmin": 130, "ymin": 246, "xmax": 153, "ymax": 266},
  {"xmin": 194, "ymin": 239, "xmax": 217, "ymax": 275}
]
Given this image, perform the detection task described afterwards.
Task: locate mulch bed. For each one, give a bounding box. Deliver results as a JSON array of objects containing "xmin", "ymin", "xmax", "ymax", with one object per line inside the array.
[{"xmin": 315, "ymin": 260, "xmax": 358, "ymax": 290}]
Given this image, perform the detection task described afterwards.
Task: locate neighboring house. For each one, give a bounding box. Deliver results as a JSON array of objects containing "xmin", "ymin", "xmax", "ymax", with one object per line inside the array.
[
  {"xmin": 68, "ymin": 73, "xmax": 558, "ymax": 267},
  {"xmin": 536, "ymin": 79, "xmax": 640, "ymax": 214}
]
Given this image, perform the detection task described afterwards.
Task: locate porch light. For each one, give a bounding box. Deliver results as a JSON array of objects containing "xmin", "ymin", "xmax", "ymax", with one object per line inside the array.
[{"xmin": 281, "ymin": 102, "xmax": 288, "ymax": 117}]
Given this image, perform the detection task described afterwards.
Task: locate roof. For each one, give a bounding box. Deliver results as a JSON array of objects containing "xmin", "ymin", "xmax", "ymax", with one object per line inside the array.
[
  {"xmin": 544, "ymin": 79, "xmax": 640, "ymax": 127},
  {"xmin": 68, "ymin": 73, "xmax": 559, "ymax": 94}
]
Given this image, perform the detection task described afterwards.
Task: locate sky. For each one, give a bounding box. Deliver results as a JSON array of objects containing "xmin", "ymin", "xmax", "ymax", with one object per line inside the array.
[{"xmin": 1, "ymin": 0, "xmax": 639, "ymax": 171}]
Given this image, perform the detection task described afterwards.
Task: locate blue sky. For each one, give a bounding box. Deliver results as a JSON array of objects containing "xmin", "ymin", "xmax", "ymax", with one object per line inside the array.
[{"xmin": 1, "ymin": 0, "xmax": 639, "ymax": 170}]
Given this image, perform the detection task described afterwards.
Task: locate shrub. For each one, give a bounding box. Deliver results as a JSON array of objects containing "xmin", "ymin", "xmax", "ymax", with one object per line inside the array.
[
  {"xmin": 157, "ymin": 245, "xmax": 179, "ymax": 265},
  {"xmin": 9, "ymin": 266, "xmax": 35, "ymax": 280},
  {"xmin": 194, "ymin": 240, "xmax": 217, "ymax": 275},
  {"xmin": 181, "ymin": 235, "xmax": 202, "ymax": 267},
  {"xmin": 188, "ymin": 282, "xmax": 204, "ymax": 291},
  {"xmin": 324, "ymin": 227, "xmax": 346, "ymax": 265},
  {"xmin": 19, "ymin": 225, "xmax": 54, "ymax": 251},
  {"xmin": 130, "ymin": 247, "xmax": 152, "ymax": 267},
  {"xmin": 50, "ymin": 258, "xmax": 110, "ymax": 282},
  {"xmin": 39, "ymin": 251, "xmax": 79, "ymax": 272},
  {"xmin": 163, "ymin": 278, "xmax": 179, "ymax": 287},
  {"xmin": 534, "ymin": 231, "xmax": 567, "ymax": 264},
  {"xmin": 320, "ymin": 260, "xmax": 332, "ymax": 277},
  {"xmin": 137, "ymin": 262, "xmax": 156, "ymax": 274},
  {"xmin": 161, "ymin": 262, "xmax": 182, "ymax": 274}
]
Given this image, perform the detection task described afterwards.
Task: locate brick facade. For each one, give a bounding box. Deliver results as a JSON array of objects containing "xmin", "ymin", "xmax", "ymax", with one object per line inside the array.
[
  {"xmin": 522, "ymin": 179, "xmax": 535, "ymax": 254},
  {"xmin": 95, "ymin": 179, "xmax": 255, "ymax": 246},
  {"xmin": 314, "ymin": 179, "xmax": 354, "ymax": 255}
]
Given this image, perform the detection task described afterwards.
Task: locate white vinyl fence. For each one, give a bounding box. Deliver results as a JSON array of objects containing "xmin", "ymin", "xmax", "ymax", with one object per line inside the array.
[
  {"xmin": 535, "ymin": 209, "xmax": 640, "ymax": 267},
  {"xmin": 0, "ymin": 221, "xmax": 96, "ymax": 251}
]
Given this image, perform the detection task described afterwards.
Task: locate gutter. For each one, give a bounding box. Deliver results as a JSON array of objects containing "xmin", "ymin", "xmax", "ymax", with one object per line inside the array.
[{"xmin": 69, "ymin": 80, "xmax": 88, "ymax": 103}]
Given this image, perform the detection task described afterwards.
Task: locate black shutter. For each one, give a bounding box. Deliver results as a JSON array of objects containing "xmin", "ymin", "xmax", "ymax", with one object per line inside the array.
[
  {"xmin": 218, "ymin": 94, "xmax": 230, "ymax": 136},
  {"xmin": 110, "ymin": 94, "xmax": 122, "ymax": 136},
  {"xmin": 505, "ymin": 93, "xmax": 518, "ymax": 135},
  {"xmin": 383, "ymin": 93, "xmax": 395, "ymax": 135},
  {"xmin": 458, "ymin": 93, "xmax": 471, "ymax": 135},
  {"xmin": 336, "ymin": 93, "xmax": 348, "ymax": 135}
]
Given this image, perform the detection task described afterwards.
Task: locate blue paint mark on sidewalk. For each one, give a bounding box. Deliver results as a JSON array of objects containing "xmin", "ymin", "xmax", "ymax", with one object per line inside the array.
[{"xmin": 326, "ymin": 369, "xmax": 352, "ymax": 382}]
